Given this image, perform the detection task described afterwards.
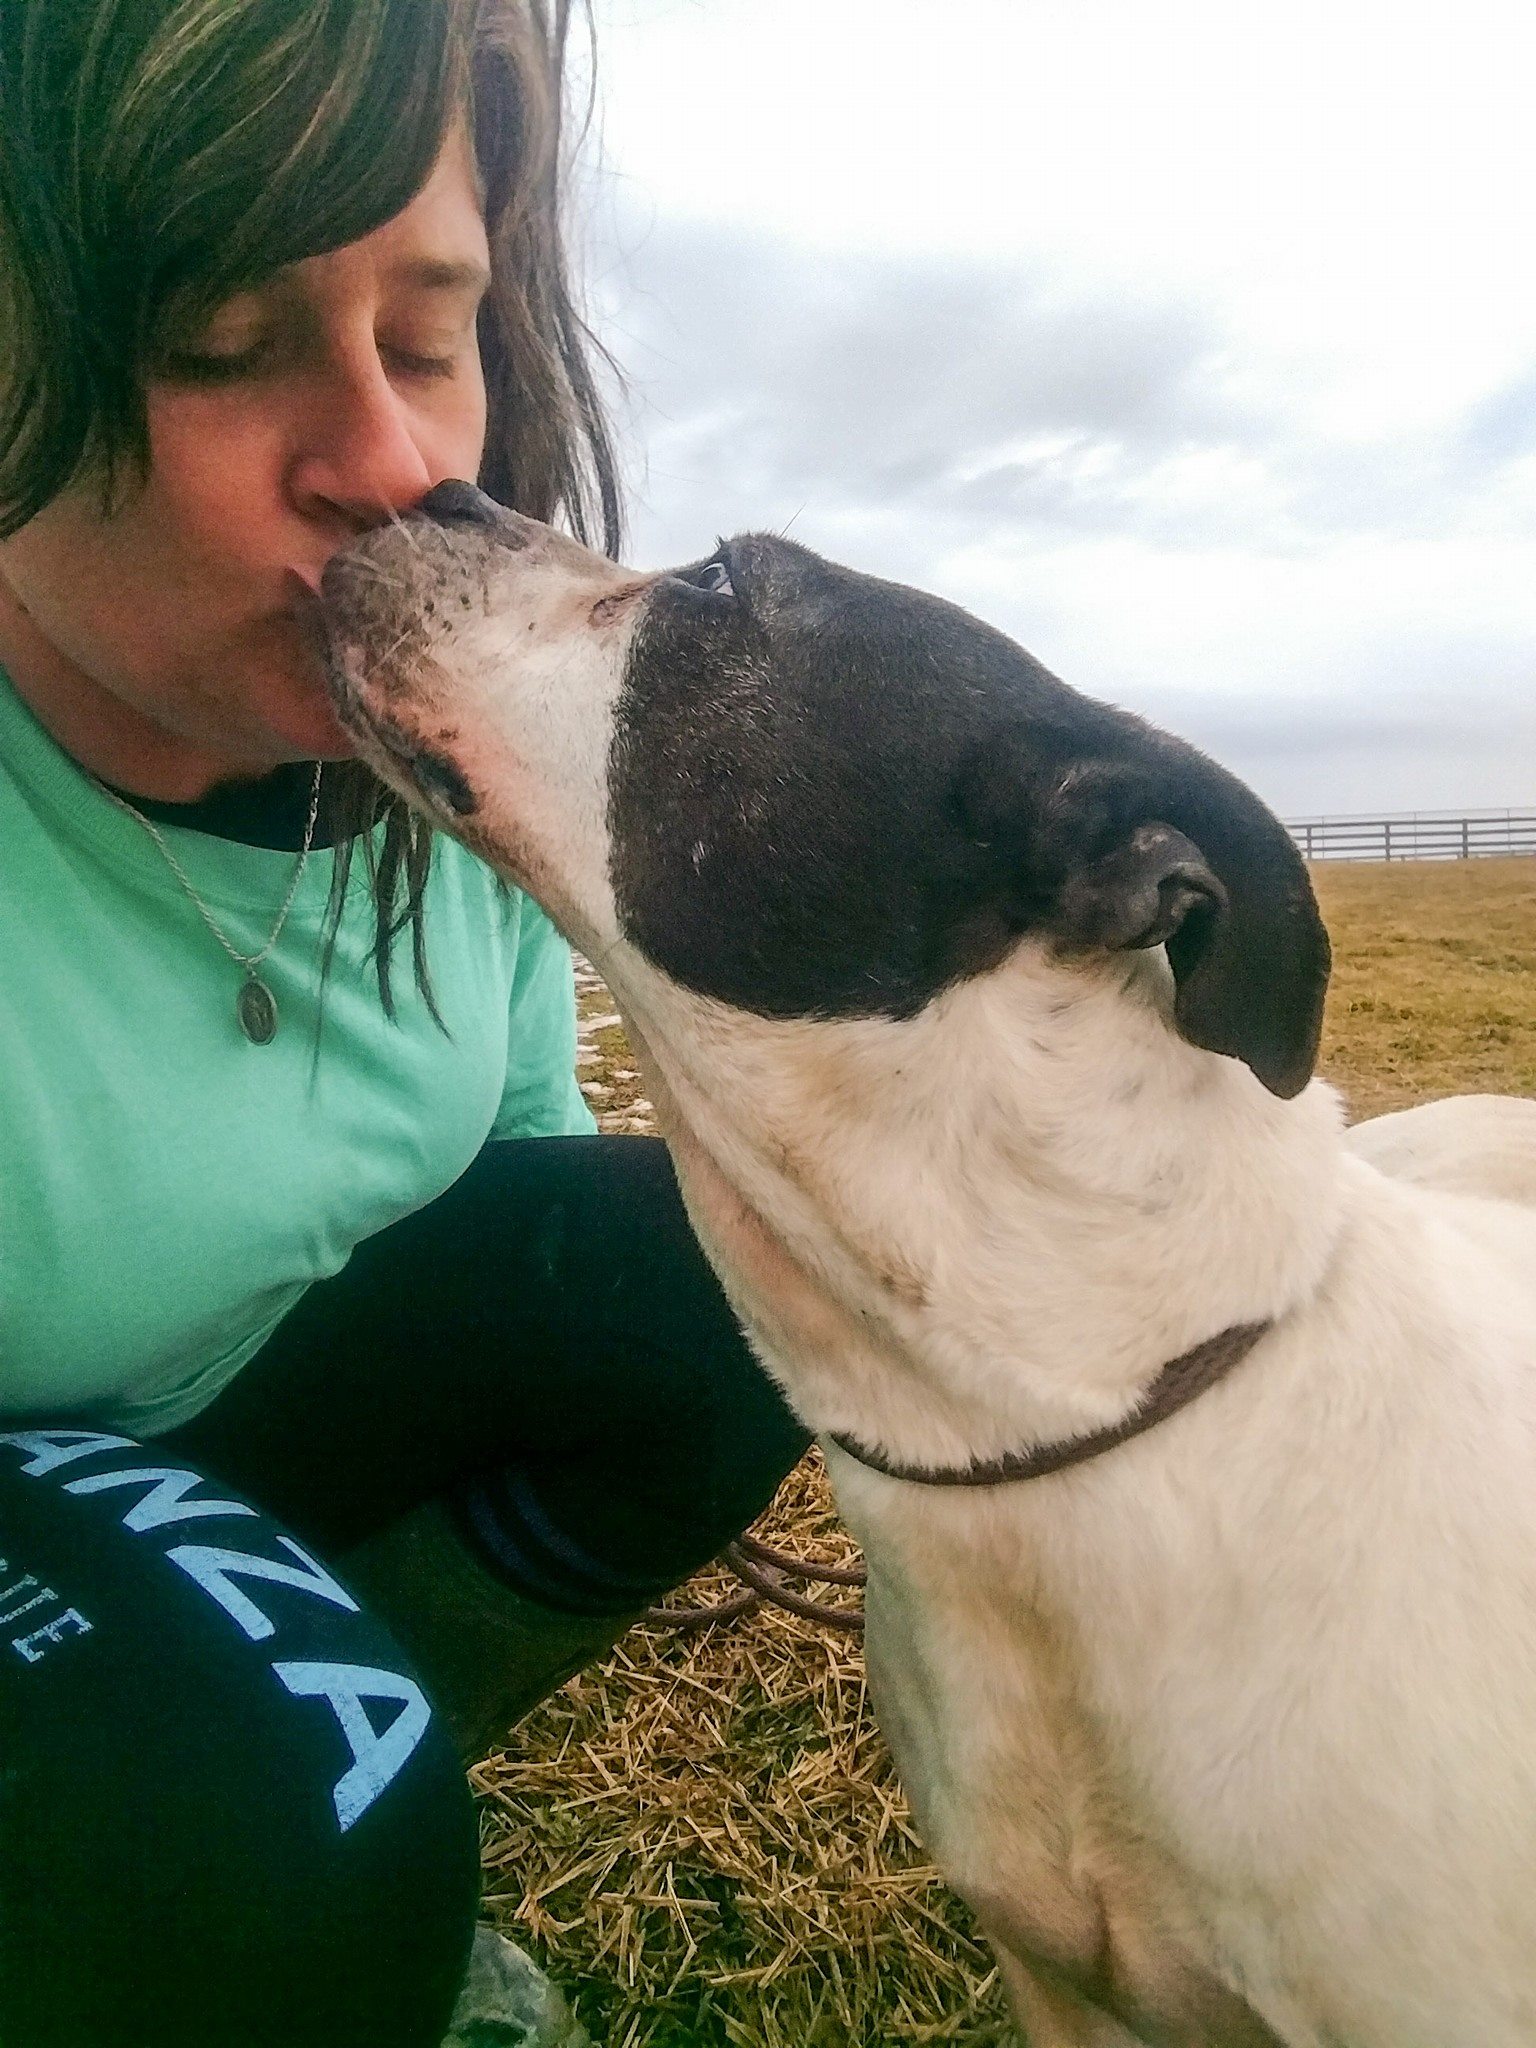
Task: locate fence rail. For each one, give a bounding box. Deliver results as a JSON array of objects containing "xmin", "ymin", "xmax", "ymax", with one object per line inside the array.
[{"xmin": 1283, "ymin": 809, "xmax": 1536, "ymax": 863}]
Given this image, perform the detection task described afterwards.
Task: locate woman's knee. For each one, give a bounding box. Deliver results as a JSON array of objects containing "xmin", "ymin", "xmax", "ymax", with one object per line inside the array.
[{"xmin": 0, "ymin": 1426, "xmax": 479, "ymax": 2047}]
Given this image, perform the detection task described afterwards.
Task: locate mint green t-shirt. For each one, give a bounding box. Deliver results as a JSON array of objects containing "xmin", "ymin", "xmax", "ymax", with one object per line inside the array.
[{"xmin": 0, "ymin": 671, "xmax": 595, "ymax": 1437}]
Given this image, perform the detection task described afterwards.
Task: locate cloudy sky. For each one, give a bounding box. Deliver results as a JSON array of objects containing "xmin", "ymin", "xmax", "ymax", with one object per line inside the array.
[{"xmin": 577, "ymin": 0, "xmax": 1535, "ymax": 818}]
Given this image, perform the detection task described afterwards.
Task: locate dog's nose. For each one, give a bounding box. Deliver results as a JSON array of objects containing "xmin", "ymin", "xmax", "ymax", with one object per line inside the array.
[{"xmin": 417, "ymin": 478, "xmax": 506, "ymax": 529}]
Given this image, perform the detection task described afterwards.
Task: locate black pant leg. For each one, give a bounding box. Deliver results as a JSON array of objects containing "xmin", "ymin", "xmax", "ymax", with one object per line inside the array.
[
  {"xmin": 161, "ymin": 1137, "xmax": 811, "ymax": 1606},
  {"xmin": 0, "ymin": 1426, "xmax": 479, "ymax": 2048}
]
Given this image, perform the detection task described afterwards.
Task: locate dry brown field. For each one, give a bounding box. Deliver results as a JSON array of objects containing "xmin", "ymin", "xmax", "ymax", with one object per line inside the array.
[
  {"xmin": 475, "ymin": 856, "xmax": 1535, "ymax": 2048},
  {"xmin": 1310, "ymin": 856, "xmax": 1536, "ymax": 1117}
]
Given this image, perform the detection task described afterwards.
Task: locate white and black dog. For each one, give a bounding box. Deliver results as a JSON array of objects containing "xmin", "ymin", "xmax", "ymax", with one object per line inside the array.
[{"xmin": 317, "ymin": 481, "xmax": 1536, "ymax": 2048}]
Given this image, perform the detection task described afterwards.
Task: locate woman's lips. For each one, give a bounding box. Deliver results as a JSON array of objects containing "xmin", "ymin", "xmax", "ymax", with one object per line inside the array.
[{"xmin": 281, "ymin": 569, "xmax": 331, "ymax": 659}]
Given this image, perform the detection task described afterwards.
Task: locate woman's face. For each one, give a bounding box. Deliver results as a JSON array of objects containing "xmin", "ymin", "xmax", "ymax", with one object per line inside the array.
[{"xmin": 0, "ymin": 126, "xmax": 490, "ymax": 795}]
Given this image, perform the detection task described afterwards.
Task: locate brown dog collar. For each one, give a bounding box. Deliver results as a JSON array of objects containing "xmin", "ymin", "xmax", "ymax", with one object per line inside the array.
[{"xmin": 827, "ymin": 1319, "xmax": 1272, "ymax": 1487}]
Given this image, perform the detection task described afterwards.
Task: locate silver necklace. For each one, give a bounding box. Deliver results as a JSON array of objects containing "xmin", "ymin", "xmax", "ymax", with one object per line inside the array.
[{"xmin": 94, "ymin": 761, "xmax": 324, "ymax": 1044}]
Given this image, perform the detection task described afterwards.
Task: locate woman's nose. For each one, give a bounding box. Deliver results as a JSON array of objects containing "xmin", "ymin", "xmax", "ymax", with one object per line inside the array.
[{"xmin": 287, "ymin": 354, "xmax": 434, "ymax": 529}]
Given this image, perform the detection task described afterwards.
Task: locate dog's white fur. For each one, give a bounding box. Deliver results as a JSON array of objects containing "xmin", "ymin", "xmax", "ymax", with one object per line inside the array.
[
  {"xmin": 1343, "ymin": 1091, "xmax": 1536, "ymax": 1204},
  {"xmin": 325, "ymin": 516, "xmax": 1536, "ymax": 2046},
  {"xmin": 612, "ymin": 950, "xmax": 1536, "ymax": 2048}
]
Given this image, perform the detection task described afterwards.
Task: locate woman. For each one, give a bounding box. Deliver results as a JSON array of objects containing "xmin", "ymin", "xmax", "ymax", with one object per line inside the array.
[{"xmin": 0, "ymin": 2, "xmax": 809, "ymax": 2042}]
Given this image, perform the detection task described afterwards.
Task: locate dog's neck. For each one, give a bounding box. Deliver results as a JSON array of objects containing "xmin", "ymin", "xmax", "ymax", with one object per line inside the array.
[{"xmin": 606, "ymin": 938, "xmax": 1347, "ymax": 1471}]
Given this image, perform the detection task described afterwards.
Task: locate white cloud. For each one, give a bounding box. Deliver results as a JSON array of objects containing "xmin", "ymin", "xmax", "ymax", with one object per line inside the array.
[{"xmin": 582, "ymin": 0, "xmax": 1536, "ymax": 814}]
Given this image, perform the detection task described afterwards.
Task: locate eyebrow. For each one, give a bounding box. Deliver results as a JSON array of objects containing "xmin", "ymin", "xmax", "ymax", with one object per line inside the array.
[
  {"xmin": 219, "ymin": 253, "xmax": 494, "ymax": 323},
  {"xmin": 388, "ymin": 256, "xmax": 492, "ymax": 296}
]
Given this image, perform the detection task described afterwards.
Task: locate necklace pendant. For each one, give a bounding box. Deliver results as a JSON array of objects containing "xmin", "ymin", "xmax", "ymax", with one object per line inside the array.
[{"xmin": 237, "ymin": 975, "xmax": 279, "ymax": 1045}]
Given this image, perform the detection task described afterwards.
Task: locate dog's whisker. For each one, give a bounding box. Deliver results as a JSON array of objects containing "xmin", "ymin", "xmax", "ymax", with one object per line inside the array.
[
  {"xmin": 338, "ymin": 553, "xmax": 411, "ymax": 592},
  {"xmin": 375, "ymin": 502, "xmax": 424, "ymax": 560},
  {"xmin": 371, "ymin": 621, "xmax": 419, "ymax": 673}
]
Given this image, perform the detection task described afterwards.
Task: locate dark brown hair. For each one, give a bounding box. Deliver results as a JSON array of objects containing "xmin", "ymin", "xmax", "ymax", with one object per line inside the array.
[{"xmin": 0, "ymin": 0, "xmax": 622, "ymax": 1008}]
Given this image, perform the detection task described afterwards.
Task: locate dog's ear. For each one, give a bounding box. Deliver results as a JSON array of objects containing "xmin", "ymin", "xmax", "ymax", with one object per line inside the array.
[
  {"xmin": 957, "ymin": 731, "xmax": 1330, "ymax": 1099},
  {"xmin": 1051, "ymin": 819, "xmax": 1228, "ymax": 953}
]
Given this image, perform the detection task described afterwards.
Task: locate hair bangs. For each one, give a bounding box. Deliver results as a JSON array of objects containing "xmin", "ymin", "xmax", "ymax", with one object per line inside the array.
[{"xmin": 0, "ymin": 0, "xmax": 474, "ymax": 528}]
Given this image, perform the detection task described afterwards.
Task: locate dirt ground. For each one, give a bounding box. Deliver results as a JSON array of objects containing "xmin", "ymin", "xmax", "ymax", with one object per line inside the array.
[{"xmin": 475, "ymin": 855, "xmax": 1536, "ymax": 2047}]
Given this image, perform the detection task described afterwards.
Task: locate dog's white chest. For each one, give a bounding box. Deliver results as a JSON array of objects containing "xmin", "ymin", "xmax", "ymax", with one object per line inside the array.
[
  {"xmin": 833, "ymin": 1237, "xmax": 1536, "ymax": 2048},
  {"xmin": 847, "ymin": 1472, "xmax": 1298, "ymax": 2041}
]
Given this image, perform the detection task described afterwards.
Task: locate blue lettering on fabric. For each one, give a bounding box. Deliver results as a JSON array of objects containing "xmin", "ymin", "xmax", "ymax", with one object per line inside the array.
[
  {"xmin": 0, "ymin": 1554, "xmax": 95, "ymax": 1664},
  {"xmin": 0, "ymin": 1430, "xmax": 430, "ymax": 1827},
  {"xmin": 164, "ymin": 1537, "xmax": 359, "ymax": 1642},
  {"xmin": 0, "ymin": 1429, "xmax": 140, "ymax": 1475},
  {"xmin": 273, "ymin": 1662, "xmax": 434, "ymax": 1831},
  {"xmin": 63, "ymin": 1463, "xmax": 260, "ymax": 1532}
]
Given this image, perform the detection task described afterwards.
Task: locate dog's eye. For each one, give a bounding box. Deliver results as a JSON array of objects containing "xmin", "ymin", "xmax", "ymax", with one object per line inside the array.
[{"xmin": 677, "ymin": 554, "xmax": 736, "ymax": 600}]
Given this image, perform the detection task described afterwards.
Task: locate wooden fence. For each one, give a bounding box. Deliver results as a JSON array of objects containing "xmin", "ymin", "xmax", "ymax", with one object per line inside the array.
[{"xmin": 1283, "ymin": 808, "xmax": 1536, "ymax": 863}]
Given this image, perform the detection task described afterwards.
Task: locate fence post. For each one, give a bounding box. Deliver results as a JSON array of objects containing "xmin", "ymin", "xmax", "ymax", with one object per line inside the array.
[
  {"xmin": 1461, "ymin": 819, "xmax": 1469, "ymax": 858},
  {"xmin": 1384, "ymin": 820, "xmax": 1392, "ymax": 862}
]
